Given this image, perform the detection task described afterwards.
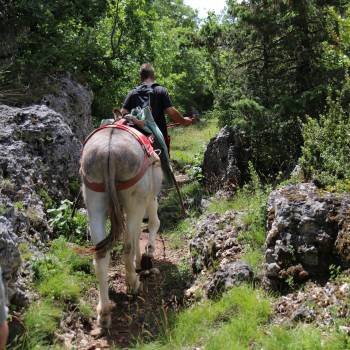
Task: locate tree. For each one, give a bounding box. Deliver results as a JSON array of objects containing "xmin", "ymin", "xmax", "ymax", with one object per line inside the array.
[{"xmin": 208, "ymin": 0, "xmax": 347, "ymax": 179}]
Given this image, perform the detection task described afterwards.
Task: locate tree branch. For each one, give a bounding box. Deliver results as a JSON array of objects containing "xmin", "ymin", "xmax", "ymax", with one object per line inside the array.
[{"xmin": 110, "ymin": 0, "xmax": 121, "ymax": 59}]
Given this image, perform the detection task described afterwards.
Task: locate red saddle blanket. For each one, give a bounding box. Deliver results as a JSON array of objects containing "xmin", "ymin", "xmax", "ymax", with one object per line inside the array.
[
  {"xmin": 81, "ymin": 119, "xmax": 157, "ymax": 192},
  {"xmin": 83, "ymin": 119, "xmax": 154, "ymax": 157}
]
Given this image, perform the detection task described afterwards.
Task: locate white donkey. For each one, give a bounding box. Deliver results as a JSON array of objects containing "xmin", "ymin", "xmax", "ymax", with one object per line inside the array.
[{"xmin": 80, "ymin": 124, "xmax": 162, "ymax": 328}]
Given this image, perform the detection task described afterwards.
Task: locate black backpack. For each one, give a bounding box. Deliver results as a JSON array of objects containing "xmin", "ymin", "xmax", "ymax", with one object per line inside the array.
[{"xmin": 134, "ymin": 83, "xmax": 159, "ymax": 109}]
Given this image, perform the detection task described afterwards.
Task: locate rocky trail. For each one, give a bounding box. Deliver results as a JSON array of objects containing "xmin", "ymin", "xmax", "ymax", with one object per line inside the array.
[
  {"xmin": 2, "ymin": 77, "xmax": 350, "ymax": 349},
  {"xmin": 60, "ymin": 223, "xmax": 190, "ymax": 349}
]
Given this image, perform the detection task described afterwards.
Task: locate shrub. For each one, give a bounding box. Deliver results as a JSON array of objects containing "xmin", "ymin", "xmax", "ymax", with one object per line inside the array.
[
  {"xmin": 48, "ymin": 200, "xmax": 88, "ymax": 243},
  {"xmin": 300, "ymin": 88, "xmax": 350, "ymax": 188},
  {"xmin": 218, "ymin": 97, "xmax": 302, "ymax": 180}
]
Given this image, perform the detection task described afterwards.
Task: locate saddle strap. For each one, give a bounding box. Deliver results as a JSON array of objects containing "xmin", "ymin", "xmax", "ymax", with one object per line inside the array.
[
  {"xmin": 83, "ymin": 154, "xmax": 152, "ymax": 192},
  {"xmin": 83, "ymin": 119, "xmax": 155, "ymax": 157}
]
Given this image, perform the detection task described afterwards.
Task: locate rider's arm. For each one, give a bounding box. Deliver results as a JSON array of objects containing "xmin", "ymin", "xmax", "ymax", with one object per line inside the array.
[
  {"xmin": 120, "ymin": 107, "xmax": 145, "ymax": 128},
  {"xmin": 165, "ymin": 107, "xmax": 192, "ymax": 126}
]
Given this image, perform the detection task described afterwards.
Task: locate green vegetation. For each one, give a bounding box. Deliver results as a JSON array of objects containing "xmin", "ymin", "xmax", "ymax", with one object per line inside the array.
[
  {"xmin": 301, "ymin": 80, "xmax": 350, "ymax": 189},
  {"xmin": 5, "ymin": 0, "xmax": 350, "ymax": 348},
  {"xmin": 135, "ymin": 284, "xmax": 350, "ymax": 349},
  {"xmin": 0, "ymin": 178, "xmax": 15, "ymax": 192},
  {"xmin": 202, "ymin": 1, "xmax": 349, "ymax": 180},
  {"xmin": 170, "ymin": 118, "xmax": 219, "ymax": 169},
  {"xmin": 39, "ymin": 189, "xmax": 55, "ymax": 210},
  {"xmin": 21, "ymin": 301, "xmax": 63, "ymax": 349},
  {"xmin": 1, "ymin": 0, "xmax": 212, "ymax": 117},
  {"xmin": 18, "ymin": 242, "xmax": 32, "ymax": 262},
  {"xmin": 12, "ymin": 236, "xmax": 93, "ymax": 349},
  {"xmin": 14, "ymin": 201, "xmax": 24, "ymax": 211},
  {"xmin": 208, "ymin": 164, "xmax": 269, "ymax": 274},
  {"xmin": 47, "ymin": 199, "xmax": 88, "ymax": 243}
]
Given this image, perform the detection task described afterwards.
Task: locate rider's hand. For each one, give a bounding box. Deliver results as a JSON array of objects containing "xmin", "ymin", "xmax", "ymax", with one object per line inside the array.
[
  {"xmin": 130, "ymin": 117, "xmax": 145, "ymax": 128},
  {"xmin": 190, "ymin": 116, "xmax": 199, "ymax": 124},
  {"xmin": 183, "ymin": 117, "xmax": 193, "ymax": 126}
]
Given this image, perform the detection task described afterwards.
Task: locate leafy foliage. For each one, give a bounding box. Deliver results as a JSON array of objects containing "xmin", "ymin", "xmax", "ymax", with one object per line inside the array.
[
  {"xmin": 300, "ymin": 82, "xmax": 350, "ymax": 188},
  {"xmin": 2, "ymin": 0, "xmax": 213, "ymax": 117},
  {"xmin": 202, "ymin": 0, "xmax": 348, "ymax": 179},
  {"xmin": 48, "ymin": 199, "xmax": 88, "ymax": 243}
]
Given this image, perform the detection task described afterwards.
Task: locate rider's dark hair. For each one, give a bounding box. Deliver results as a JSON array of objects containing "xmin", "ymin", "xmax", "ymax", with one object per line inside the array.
[{"xmin": 140, "ymin": 63, "xmax": 155, "ymax": 81}]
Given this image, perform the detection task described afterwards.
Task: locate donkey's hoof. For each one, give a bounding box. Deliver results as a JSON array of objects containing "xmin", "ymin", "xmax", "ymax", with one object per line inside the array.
[
  {"xmin": 98, "ymin": 314, "xmax": 111, "ymax": 329},
  {"xmin": 127, "ymin": 275, "xmax": 141, "ymax": 294},
  {"xmin": 150, "ymin": 267, "xmax": 160, "ymax": 275},
  {"xmin": 141, "ymin": 254, "xmax": 153, "ymax": 271},
  {"xmin": 97, "ymin": 303, "xmax": 113, "ymax": 329}
]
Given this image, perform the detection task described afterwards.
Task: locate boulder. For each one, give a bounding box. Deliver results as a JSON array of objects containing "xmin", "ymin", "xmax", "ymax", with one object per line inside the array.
[
  {"xmin": 207, "ymin": 260, "xmax": 253, "ymax": 298},
  {"xmin": 41, "ymin": 75, "xmax": 93, "ymax": 141},
  {"xmin": 0, "ymin": 104, "xmax": 81, "ymax": 196},
  {"xmin": 0, "ymin": 103, "xmax": 83, "ymax": 303},
  {"xmin": 265, "ymin": 183, "xmax": 350, "ymax": 289},
  {"xmin": 189, "ymin": 211, "xmax": 244, "ymax": 273},
  {"xmin": 202, "ymin": 126, "xmax": 250, "ymax": 192},
  {"xmin": 187, "ymin": 210, "xmax": 252, "ymax": 299}
]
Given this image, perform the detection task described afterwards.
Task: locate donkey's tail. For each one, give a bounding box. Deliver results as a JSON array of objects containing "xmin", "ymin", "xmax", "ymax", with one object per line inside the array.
[{"xmin": 94, "ymin": 128, "xmax": 125, "ymax": 258}]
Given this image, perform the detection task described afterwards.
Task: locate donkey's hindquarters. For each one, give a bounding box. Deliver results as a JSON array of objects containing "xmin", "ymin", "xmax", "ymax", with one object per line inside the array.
[{"xmin": 80, "ymin": 127, "xmax": 163, "ymax": 328}]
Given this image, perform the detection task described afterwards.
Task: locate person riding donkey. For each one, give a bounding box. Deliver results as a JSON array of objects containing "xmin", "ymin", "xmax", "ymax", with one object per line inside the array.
[
  {"xmin": 120, "ymin": 63, "xmax": 194, "ymax": 154},
  {"xmin": 80, "ymin": 64, "xmax": 194, "ymax": 327}
]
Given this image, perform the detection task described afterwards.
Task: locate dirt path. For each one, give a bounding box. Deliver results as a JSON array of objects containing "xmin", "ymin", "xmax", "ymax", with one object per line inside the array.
[{"xmin": 62, "ymin": 230, "xmax": 189, "ymax": 349}]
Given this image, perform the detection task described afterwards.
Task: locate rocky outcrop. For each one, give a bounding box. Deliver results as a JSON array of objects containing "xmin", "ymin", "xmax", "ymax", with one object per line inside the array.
[
  {"xmin": 202, "ymin": 126, "xmax": 250, "ymax": 192},
  {"xmin": 190, "ymin": 211, "xmax": 244, "ymax": 273},
  {"xmin": 265, "ymin": 183, "xmax": 350, "ymax": 290},
  {"xmin": 273, "ymin": 277, "xmax": 350, "ymax": 328},
  {"xmin": 0, "ymin": 101, "xmax": 84, "ymax": 303},
  {"xmin": 41, "ymin": 75, "xmax": 93, "ymax": 141},
  {"xmin": 188, "ymin": 210, "xmax": 253, "ymax": 298},
  {"xmin": 207, "ymin": 260, "xmax": 253, "ymax": 298}
]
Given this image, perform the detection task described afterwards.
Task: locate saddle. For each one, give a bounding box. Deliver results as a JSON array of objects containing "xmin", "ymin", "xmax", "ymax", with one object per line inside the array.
[{"xmin": 81, "ymin": 118, "xmax": 160, "ymax": 192}]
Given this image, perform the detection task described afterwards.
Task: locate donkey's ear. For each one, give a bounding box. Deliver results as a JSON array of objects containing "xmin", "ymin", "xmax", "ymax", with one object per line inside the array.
[
  {"xmin": 112, "ymin": 108, "xmax": 122, "ymax": 115},
  {"xmin": 112, "ymin": 108, "xmax": 122, "ymax": 119}
]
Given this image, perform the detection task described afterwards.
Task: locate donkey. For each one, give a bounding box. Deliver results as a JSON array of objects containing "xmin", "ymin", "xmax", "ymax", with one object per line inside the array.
[{"xmin": 80, "ymin": 125, "xmax": 163, "ymax": 328}]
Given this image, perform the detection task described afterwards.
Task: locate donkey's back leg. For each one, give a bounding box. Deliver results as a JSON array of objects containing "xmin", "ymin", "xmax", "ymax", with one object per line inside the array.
[
  {"xmin": 145, "ymin": 196, "xmax": 160, "ymax": 259},
  {"xmin": 83, "ymin": 186, "xmax": 111, "ymax": 328},
  {"xmin": 123, "ymin": 198, "xmax": 146, "ymax": 293}
]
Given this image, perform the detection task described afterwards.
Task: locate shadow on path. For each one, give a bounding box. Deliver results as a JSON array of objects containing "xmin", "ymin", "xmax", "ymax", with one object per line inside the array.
[{"xmin": 97, "ymin": 257, "xmax": 188, "ymax": 349}]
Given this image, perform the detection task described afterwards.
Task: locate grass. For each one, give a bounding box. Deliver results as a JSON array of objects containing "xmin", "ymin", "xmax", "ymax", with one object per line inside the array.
[
  {"xmin": 33, "ymin": 237, "xmax": 92, "ymax": 302},
  {"xmin": 18, "ymin": 242, "xmax": 32, "ymax": 262},
  {"xmin": 134, "ymin": 285, "xmax": 271, "ymax": 350},
  {"xmin": 169, "ymin": 118, "xmax": 218, "ymax": 168},
  {"xmin": 166, "ymin": 219, "xmax": 192, "ymax": 249},
  {"xmin": 11, "ymin": 236, "xmax": 94, "ymax": 349},
  {"xmin": 159, "ymin": 181, "xmax": 203, "ymax": 233},
  {"xmin": 259, "ymin": 324, "xmax": 350, "ymax": 350},
  {"xmin": 22, "ymin": 300, "xmax": 63, "ymax": 348},
  {"xmin": 241, "ymin": 247, "xmax": 264, "ymax": 275},
  {"xmin": 134, "ymin": 284, "xmax": 350, "ymax": 350}
]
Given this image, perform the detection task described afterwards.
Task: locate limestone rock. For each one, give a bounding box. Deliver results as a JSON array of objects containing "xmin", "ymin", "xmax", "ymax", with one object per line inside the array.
[
  {"xmin": 265, "ymin": 183, "xmax": 350, "ymax": 290},
  {"xmin": 207, "ymin": 260, "xmax": 253, "ymax": 298},
  {"xmin": 41, "ymin": 75, "xmax": 93, "ymax": 141},
  {"xmin": 0, "ymin": 102, "xmax": 83, "ymax": 304},
  {"xmin": 189, "ymin": 211, "xmax": 244, "ymax": 273},
  {"xmin": 202, "ymin": 126, "xmax": 250, "ymax": 192}
]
